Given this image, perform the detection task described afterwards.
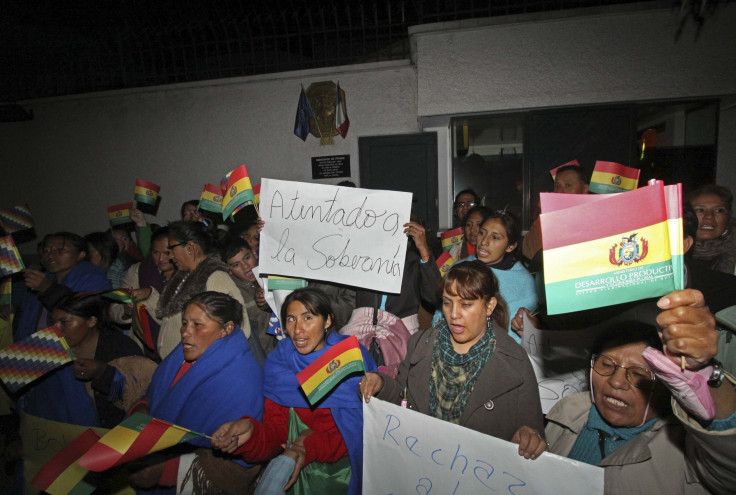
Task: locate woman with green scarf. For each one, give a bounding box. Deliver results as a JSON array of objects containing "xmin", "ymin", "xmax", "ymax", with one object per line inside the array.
[{"xmin": 360, "ymin": 260, "xmax": 544, "ymax": 444}]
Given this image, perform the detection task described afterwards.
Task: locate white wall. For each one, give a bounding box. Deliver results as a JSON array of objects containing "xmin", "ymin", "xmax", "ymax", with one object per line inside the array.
[
  {"xmin": 412, "ymin": 4, "xmax": 736, "ymax": 214},
  {"xmin": 0, "ymin": 61, "xmax": 418, "ymax": 254}
]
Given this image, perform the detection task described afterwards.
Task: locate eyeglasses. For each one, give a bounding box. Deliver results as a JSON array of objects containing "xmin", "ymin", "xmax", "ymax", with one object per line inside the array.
[
  {"xmin": 167, "ymin": 242, "xmax": 185, "ymax": 250},
  {"xmin": 591, "ymin": 354, "xmax": 655, "ymax": 390},
  {"xmin": 455, "ymin": 201, "xmax": 476, "ymax": 208}
]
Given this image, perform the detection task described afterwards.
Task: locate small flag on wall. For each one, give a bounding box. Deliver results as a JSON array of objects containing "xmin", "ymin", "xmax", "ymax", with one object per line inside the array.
[
  {"xmin": 294, "ymin": 85, "xmax": 314, "ymax": 141},
  {"xmin": 296, "ymin": 336, "xmax": 365, "ymax": 405},
  {"xmin": 133, "ymin": 179, "xmax": 160, "ymax": 206},
  {"xmin": 589, "ymin": 161, "xmax": 640, "ymax": 194},
  {"xmin": 107, "ymin": 202, "xmax": 134, "ymax": 226},
  {"xmin": 0, "ymin": 235, "xmax": 25, "ymax": 277},
  {"xmin": 0, "ymin": 325, "xmax": 74, "ymax": 393},
  {"xmin": 336, "ymin": 82, "xmax": 349, "ymax": 138}
]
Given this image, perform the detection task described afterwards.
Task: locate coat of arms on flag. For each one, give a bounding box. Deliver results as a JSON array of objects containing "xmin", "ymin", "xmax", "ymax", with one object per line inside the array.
[
  {"xmin": 296, "ymin": 336, "xmax": 365, "ymax": 405},
  {"xmin": 133, "ymin": 179, "xmax": 161, "ymax": 206}
]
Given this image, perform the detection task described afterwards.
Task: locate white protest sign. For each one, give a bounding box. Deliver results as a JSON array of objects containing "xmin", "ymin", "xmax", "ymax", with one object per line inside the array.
[
  {"xmin": 363, "ymin": 398, "xmax": 603, "ymax": 494},
  {"xmin": 522, "ymin": 313, "xmax": 600, "ymax": 413},
  {"xmin": 259, "ymin": 179, "xmax": 412, "ymax": 293}
]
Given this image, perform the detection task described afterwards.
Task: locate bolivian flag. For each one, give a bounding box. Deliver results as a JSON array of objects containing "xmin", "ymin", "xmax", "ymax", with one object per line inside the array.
[
  {"xmin": 198, "ymin": 183, "xmax": 223, "ymax": 213},
  {"xmin": 222, "ymin": 165, "xmax": 255, "ymax": 220},
  {"xmin": 589, "ymin": 161, "xmax": 640, "ymax": 194},
  {"xmin": 133, "ymin": 303, "xmax": 156, "ymax": 350},
  {"xmin": 31, "ymin": 428, "xmax": 101, "ymax": 495},
  {"xmin": 297, "ymin": 336, "xmax": 365, "ymax": 405},
  {"xmin": 436, "ymin": 251, "xmax": 455, "ymax": 277},
  {"xmin": 440, "ymin": 227, "xmax": 464, "ymax": 251},
  {"xmin": 133, "ymin": 179, "xmax": 160, "ymax": 206},
  {"xmin": 107, "ymin": 202, "xmax": 133, "ymax": 226},
  {"xmin": 267, "ymin": 276, "xmax": 307, "ymax": 291},
  {"xmin": 253, "ymin": 183, "xmax": 261, "ymax": 205},
  {"xmin": 101, "ymin": 289, "xmax": 132, "ymax": 304},
  {"xmin": 78, "ymin": 413, "xmax": 204, "ymax": 472},
  {"xmin": 540, "ymin": 181, "xmax": 681, "ymax": 315},
  {"xmin": 549, "ymin": 159, "xmax": 579, "ymax": 180}
]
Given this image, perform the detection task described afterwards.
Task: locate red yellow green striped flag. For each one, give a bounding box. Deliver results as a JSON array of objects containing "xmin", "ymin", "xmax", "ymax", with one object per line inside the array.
[
  {"xmin": 440, "ymin": 227, "xmax": 464, "ymax": 251},
  {"xmin": 436, "ymin": 251, "xmax": 455, "ymax": 277},
  {"xmin": 297, "ymin": 336, "xmax": 365, "ymax": 405},
  {"xmin": 133, "ymin": 179, "xmax": 160, "ymax": 206},
  {"xmin": 101, "ymin": 289, "xmax": 132, "ymax": 304},
  {"xmin": 0, "ymin": 325, "xmax": 74, "ymax": 393},
  {"xmin": 78, "ymin": 413, "xmax": 205, "ymax": 472},
  {"xmin": 31, "ymin": 428, "xmax": 100, "ymax": 495},
  {"xmin": 253, "ymin": 183, "xmax": 261, "ymax": 205},
  {"xmin": 133, "ymin": 303, "xmax": 156, "ymax": 350},
  {"xmin": 107, "ymin": 202, "xmax": 133, "ymax": 226},
  {"xmin": 0, "ymin": 234, "xmax": 25, "ymax": 277},
  {"xmin": 222, "ymin": 165, "xmax": 255, "ymax": 220},
  {"xmin": 198, "ymin": 183, "xmax": 223, "ymax": 213},
  {"xmin": 589, "ymin": 161, "xmax": 640, "ymax": 194},
  {"xmin": 540, "ymin": 181, "xmax": 682, "ymax": 315}
]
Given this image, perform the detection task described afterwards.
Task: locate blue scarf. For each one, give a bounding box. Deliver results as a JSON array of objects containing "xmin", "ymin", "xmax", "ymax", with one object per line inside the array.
[
  {"xmin": 148, "ymin": 326, "xmax": 264, "ymax": 451},
  {"xmin": 15, "ymin": 261, "xmax": 111, "ymax": 341},
  {"xmin": 568, "ymin": 405, "xmax": 658, "ymax": 465},
  {"xmin": 264, "ymin": 333, "xmax": 377, "ymax": 495}
]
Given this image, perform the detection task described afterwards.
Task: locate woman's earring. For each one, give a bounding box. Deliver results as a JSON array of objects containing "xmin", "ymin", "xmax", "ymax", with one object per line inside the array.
[{"xmin": 486, "ymin": 315, "xmax": 493, "ymax": 331}]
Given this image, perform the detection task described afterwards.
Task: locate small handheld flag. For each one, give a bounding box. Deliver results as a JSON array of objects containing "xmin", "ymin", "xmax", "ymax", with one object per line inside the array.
[
  {"xmin": 253, "ymin": 183, "xmax": 261, "ymax": 205},
  {"xmin": 0, "ymin": 325, "xmax": 74, "ymax": 393},
  {"xmin": 0, "ymin": 204, "xmax": 35, "ymax": 234},
  {"xmin": 266, "ymin": 276, "xmax": 307, "ymax": 291},
  {"xmin": 133, "ymin": 303, "xmax": 156, "ymax": 350},
  {"xmin": 296, "ymin": 336, "xmax": 365, "ymax": 405},
  {"xmin": 107, "ymin": 202, "xmax": 134, "ymax": 226},
  {"xmin": 31, "ymin": 428, "xmax": 101, "ymax": 495},
  {"xmin": 198, "ymin": 184, "xmax": 223, "ymax": 214},
  {"xmin": 101, "ymin": 289, "xmax": 133, "ymax": 304},
  {"xmin": 294, "ymin": 85, "xmax": 314, "ymax": 141},
  {"xmin": 133, "ymin": 179, "xmax": 160, "ymax": 206},
  {"xmin": 0, "ymin": 235, "xmax": 25, "ymax": 277},
  {"xmin": 436, "ymin": 251, "xmax": 456, "ymax": 277},
  {"xmin": 589, "ymin": 161, "xmax": 641, "ymax": 194},
  {"xmin": 78, "ymin": 413, "xmax": 205, "ymax": 472},
  {"xmin": 222, "ymin": 165, "xmax": 255, "ymax": 220},
  {"xmin": 440, "ymin": 227, "xmax": 464, "ymax": 252}
]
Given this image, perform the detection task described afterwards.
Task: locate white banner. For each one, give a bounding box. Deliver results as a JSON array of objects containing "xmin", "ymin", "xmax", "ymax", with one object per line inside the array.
[
  {"xmin": 522, "ymin": 313, "xmax": 601, "ymax": 413},
  {"xmin": 363, "ymin": 398, "xmax": 603, "ymax": 494},
  {"xmin": 259, "ymin": 179, "xmax": 412, "ymax": 293}
]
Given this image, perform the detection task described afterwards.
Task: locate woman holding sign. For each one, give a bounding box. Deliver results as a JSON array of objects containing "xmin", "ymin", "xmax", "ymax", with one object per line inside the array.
[
  {"xmin": 211, "ymin": 287, "xmax": 377, "ymax": 495},
  {"xmin": 514, "ymin": 290, "xmax": 736, "ymax": 494},
  {"xmin": 360, "ymin": 261, "xmax": 544, "ymax": 444}
]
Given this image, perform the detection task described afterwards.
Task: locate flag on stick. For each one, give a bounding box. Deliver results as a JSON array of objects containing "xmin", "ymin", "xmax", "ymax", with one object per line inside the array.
[
  {"xmin": 78, "ymin": 413, "xmax": 205, "ymax": 472},
  {"xmin": 0, "ymin": 325, "xmax": 74, "ymax": 393},
  {"xmin": 294, "ymin": 85, "xmax": 313, "ymax": 141},
  {"xmin": 540, "ymin": 181, "xmax": 680, "ymax": 315},
  {"xmin": 107, "ymin": 203, "xmax": 134, "ymax": 226},
  {"xmin": 297, "ymin": 336, "xmax": 365, "ymax": 405},
  {"xmin": 440, "ymin": 227, "xmax": 464, "ymax": 251},
  {"xmin": 335, "ymin": 82, "xmax": 349, "ymax": 138},
  {"xmin": 133, "ymin": 303, "xmax": 156, "ymax": 350},
  {"xmin": 253, "ymin": 183, "xmax": 261, "ymax": 205},
  {"xmin": 133, "ymin": 179, "xmax": 160, "ymax": 206},
  {"xmin": 266, "ymin": 276, "xmax": 307, "ymax": 291},
  {"xmin": 0, "ymin": 235, "xmax": 25, "ymax": 277},
  {"xmin": 589, "ymin": 161, "xmax": 640, "ymax": 194},
  {"xmin": 198, "ymin": 184, "xmax": 223, "ymax": 214},
  {"xmin": 549, "ymin": 159, "xmax": 580, "ymax": 180},
  {"xmin": 222, "ymin": 165, "xmax": 255, "ymax": 220},
  {"xmin": 0, "ymin": 204, "xmax": 34, "ymax": 234},
  {"xmin": 31, "ymin": 428, "xmax": 101, "ymax": 495},
  {"xmin": 436, "ymin": 251, "xmax": 456, "ymax": 277}
]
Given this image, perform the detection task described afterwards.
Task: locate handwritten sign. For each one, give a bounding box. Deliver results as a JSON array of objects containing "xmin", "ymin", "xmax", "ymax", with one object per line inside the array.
[
  {"xmin": 259, "ymin": 179, "xmax": 412, "ymax": 293},
  {"xmin": 522, "ymin": 313, "xmax": 602, "ymax": 414},
  {"xmin": 363, "ymin": 398, "xmax": 603, "ymax": 494}
]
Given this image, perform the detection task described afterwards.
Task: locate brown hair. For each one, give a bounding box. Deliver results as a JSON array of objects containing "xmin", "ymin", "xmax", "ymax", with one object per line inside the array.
[{"xmin": 440, "ymin": 260, "xmax": 509, "ymax": 330}]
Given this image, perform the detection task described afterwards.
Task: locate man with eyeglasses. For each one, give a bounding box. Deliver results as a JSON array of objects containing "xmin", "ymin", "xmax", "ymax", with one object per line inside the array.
[{"xmin": 452, "ymin": 189, "xmax": 480, "ymax": 228}]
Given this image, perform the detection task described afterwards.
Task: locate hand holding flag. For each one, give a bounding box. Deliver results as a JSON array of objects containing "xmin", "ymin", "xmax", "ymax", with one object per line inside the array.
[{"xmin": 297, "ymin": 336, "xmax": 365, "ymax": 405}]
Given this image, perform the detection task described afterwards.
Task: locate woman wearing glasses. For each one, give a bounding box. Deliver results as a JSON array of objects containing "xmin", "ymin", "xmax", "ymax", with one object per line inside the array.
[
  {"xmin": 452, "ymin": 189, "xmax": 480, "ymax": 228},
  {"xmin": 134, "ymin": 221, "xmax": 255, "ymax": 361},
  {"xmin": 515, "ymin": 290, "xmax": 736, "ymax": 494}
]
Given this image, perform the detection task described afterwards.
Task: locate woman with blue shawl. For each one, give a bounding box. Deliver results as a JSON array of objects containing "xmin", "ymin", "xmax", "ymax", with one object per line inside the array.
[
  {"xmin": 212, "ymin": 287, "xmax": 376, "ymax": 495},
  {"xmin": 128, "ymin": 292, "xmax": 263, "ymax": 494}
]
